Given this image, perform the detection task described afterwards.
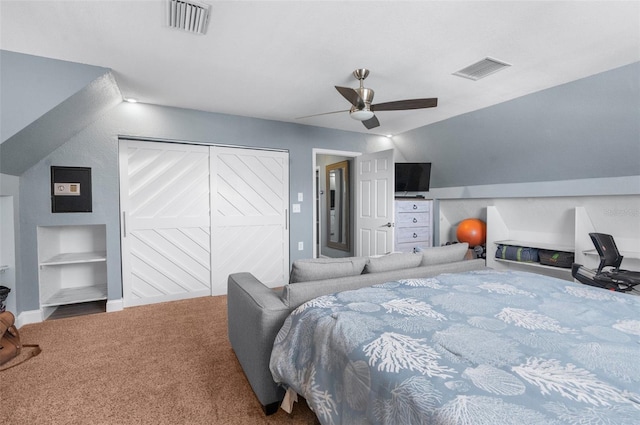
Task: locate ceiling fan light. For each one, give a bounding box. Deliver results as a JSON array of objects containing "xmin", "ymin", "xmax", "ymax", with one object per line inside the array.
[{"xmin": 350, "ymin": 109, "xmax": 374, "ymax": 121}]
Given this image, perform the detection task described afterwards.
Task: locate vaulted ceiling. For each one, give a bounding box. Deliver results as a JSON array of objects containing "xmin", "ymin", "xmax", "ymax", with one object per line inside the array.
[{"xmin": 1, "ymin": 1, "xmax": 639, "ymax": 136}]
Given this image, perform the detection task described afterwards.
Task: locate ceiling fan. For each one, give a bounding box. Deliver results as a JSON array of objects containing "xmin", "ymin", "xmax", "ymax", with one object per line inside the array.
[{"xmin": 300, "ymin": 69, "xmax": 438, "ymax": 130}]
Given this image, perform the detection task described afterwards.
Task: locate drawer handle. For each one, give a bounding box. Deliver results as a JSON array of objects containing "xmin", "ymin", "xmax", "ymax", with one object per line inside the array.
[
  {"xmin": 412, "ymin": 218, "xmax": 418, "ymax": 223},
  {"xmin": 413, "ymin": 204, "xmax": 418, "ymax": 209},
  {"xmin": 413, "ymin": 233, "xmax": 417, "ymax": 238}
]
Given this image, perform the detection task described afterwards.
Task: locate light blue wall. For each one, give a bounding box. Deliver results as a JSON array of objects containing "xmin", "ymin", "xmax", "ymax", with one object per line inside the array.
[
  {"xmin": 0, "ymin": 50, "xmax": 109, "ymax": 142},
  {"xmin": 394, "ymin": 62, "xmax": 640, "ymax": 188},
  {"xmin": 5, "ymin": 53, "xmax": 639, "ymax": 314},
  {"xmin": 16, "ymin": 102, "xmax": 385, "ymax": 312}
]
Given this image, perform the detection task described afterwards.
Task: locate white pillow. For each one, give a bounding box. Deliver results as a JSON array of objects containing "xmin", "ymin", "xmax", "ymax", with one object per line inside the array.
[
  {"xmin": 363, "ymin": 252, "xmax": 422, "ymax": 273},
  {"xmin": 419, "ymin": 243, "xmax": 469, "ymax": 266},
  {"xmin": 289, "ymin": 257, "xmax": 367, "ymax": 283}
]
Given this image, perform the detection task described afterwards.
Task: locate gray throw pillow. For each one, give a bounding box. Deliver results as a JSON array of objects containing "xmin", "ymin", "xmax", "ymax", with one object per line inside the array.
[
  {"xmin": 290, "ymin": 257, "xmax": 367, "ymax": 283},
  {"xmin": 363, "ymin": 252, "xmax": 423, "ymax": 273},
  {"xmin": 419, "ymin": 243, "xmax": 469, "ymax": 266}
]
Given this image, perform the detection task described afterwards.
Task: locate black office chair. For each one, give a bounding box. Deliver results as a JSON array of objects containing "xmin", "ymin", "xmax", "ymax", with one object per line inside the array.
[{"xmin": 572, "ymin": 233, "xmax": 640, "ymax": 292}]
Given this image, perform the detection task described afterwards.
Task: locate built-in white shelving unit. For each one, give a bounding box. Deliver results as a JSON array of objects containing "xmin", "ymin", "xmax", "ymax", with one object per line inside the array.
[
  {"xmin": 438, "ymin": 195, "xmax": 640, "ymax": 282},
  {"xmin": 38, "ymin": 225, "xmax": 107, "ymax": 313},
  {"xmin": 486, "ymin": 205, "xmax": 576, "ymax": 280}
]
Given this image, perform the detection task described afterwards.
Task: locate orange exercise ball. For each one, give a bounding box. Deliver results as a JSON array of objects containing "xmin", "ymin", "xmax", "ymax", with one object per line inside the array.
[{"xmin": 456, "ymin": 218, "xmax": 486, "ymax": 246}]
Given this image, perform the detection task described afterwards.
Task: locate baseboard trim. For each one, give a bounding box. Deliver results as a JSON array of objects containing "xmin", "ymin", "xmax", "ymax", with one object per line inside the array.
[
  {"xmin": 106, "ymin": 299, "xmax": 123, "ymax": 312},
  {"xmin": 16, "ymin": 309, "xmax": 43, "ymax": 328},
  {"xmin": 15, "ymin": 299, "xmax": 123, "ymax": 327}
]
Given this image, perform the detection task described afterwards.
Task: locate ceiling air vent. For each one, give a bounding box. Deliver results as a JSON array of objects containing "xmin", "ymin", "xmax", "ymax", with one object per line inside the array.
[
  {"xmin": 453, "ymin": 57, "xmax": 511, "ymax": 81},
  {"xmin": 167, "ymin": 0, "xmax": 211, "ymax": 35}
]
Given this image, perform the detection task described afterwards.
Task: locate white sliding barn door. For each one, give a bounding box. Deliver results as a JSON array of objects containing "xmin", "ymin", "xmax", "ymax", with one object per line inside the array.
[
  {"xmin": 119, "ymin": 140, "xmax": 211, "ymax": 307},
  {"xmin": 355, "ymin": 149, "xmax": 395, "ymax": 257},
  {"xmin": 210, "ymin": 147, "xmax": 289, "ymax": 294}
]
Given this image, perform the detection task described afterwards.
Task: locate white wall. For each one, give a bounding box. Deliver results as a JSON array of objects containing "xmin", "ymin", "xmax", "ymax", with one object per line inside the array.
[{"xmin": 0, "ymin": 173, "xmax": 19, "ymax": 314}]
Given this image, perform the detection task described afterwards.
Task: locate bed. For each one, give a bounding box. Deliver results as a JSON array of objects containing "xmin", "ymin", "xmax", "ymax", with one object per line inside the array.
[{"xmin": 269, "ymin": 269, "xmax": 640, "ymax": 425}]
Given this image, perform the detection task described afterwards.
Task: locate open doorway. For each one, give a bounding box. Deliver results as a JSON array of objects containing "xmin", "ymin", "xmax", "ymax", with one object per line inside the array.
[{"xmin": 312, "ymin": 149, "xmax": 360, "ymax": 258}]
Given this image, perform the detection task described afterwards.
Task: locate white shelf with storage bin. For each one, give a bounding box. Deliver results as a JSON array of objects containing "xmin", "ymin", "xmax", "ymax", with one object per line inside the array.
[
  {"xmin": 37, "ymin": 225, "xmax": 107, "ymax": 311},
  {"xmin": 483, "ymin": 196, "xmax": 640, "ymax": 281},
  {"xmin": 394, "ymin": 198, "xmax": 433, "ymax": 253},
  {"xmin": 486, "ymin": 205, "xmax": 575, "ymax": 280}
]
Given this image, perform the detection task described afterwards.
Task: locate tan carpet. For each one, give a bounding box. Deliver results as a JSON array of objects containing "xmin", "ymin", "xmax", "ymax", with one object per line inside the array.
[{"xmin": 1, "ymin": 296, "xmax": 317, "ymax": 424}]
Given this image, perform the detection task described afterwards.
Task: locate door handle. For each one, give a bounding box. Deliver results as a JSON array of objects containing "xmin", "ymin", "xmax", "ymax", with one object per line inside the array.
[{"xmin": 383, "ymin": 222, "xmax": 393, "ymax": 228}]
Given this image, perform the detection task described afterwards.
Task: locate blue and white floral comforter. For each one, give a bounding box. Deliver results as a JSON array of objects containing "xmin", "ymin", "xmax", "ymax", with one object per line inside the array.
[{"xmin": 269, "ymin": 270, "xmax": 640, "ymax": 425}]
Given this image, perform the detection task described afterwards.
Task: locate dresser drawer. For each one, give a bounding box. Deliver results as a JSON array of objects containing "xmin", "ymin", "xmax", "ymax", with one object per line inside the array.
[
  {"xmin": 396, "ymin": 212, "xmax": 430, "ymax": 226},
  {"xmin": 396, "ymin": 227, "xmax": 431, "ymax": 243},
  {"xmin": 395, "ymin": 242, "xmax": 421, "ymax": 253},
  {"xmin": 395, "ymin": 201, "xmax": 431, "ymax": 213}
]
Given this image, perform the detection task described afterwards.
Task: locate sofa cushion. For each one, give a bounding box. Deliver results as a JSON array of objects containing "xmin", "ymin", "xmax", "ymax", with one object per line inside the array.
[
  {"xmin": 289, "ymin": 257, "xmax": 367, "ymax": 283},
  {"xmin": 418, "ymin": 243, "xmax": 469, "ymax": 266},
  {"xmin": 363, "ymin": 252, "xmax": 422, "ymax": 274}
]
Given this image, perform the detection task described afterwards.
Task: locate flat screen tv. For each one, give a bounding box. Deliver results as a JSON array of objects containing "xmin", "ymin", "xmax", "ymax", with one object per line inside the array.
[{"xmin": 395, "ymin": 162, "xmax": 431, "ymax": 192}]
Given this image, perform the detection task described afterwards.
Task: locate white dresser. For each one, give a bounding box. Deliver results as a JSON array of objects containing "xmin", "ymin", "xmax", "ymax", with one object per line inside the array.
[{"xmin": 394, "ymin": 198, "xmax": 433, "ymax": 253}]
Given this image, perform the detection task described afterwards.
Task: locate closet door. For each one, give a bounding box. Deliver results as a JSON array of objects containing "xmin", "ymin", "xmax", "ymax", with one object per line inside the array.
[
  {"xmin": 210, "ymin": 146, "xmax": 289, "ymax": 294},
  {"xmin": 119, "ymin": 140, "xmax": 211, "ymax": 307}
]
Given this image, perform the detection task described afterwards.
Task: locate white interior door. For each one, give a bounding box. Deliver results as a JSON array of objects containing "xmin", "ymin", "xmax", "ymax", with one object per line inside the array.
[
  {"xmin": 355, "ymin": 149, "xmax": 395, "ymax": 256},
  {"xmin": 210, "ymin": 146, "xmax": 289, "ymax": 294},
  {"xmin": 119, "ymin": 140, "xmax": 211, "ymax": 307}
]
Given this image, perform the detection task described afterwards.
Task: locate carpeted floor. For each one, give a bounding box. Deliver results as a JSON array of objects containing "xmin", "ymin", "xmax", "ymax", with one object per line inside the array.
[{"xmin": 1, "ymin": 296, "xmax": 317, "ymax": 424}]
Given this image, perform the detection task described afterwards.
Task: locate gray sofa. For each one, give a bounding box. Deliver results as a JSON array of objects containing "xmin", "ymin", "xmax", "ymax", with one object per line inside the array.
[{"xmin": 227, "ymin": 243, "xmax": 487, "ymax": 414}]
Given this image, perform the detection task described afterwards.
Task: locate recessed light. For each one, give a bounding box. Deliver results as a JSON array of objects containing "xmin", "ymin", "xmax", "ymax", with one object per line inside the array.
[
  {"xmin": 386, "ymin": 134, "xmax": 393, "ymax": 138},
  {"xmin": 124, "ymin": 97, "xmax": 138, "ymax": 103}
]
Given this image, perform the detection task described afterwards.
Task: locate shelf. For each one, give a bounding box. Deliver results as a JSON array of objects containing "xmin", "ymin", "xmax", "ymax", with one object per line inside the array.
[
  {"xmin": 37, "ymin": 225, "xmax": 108, "ymax": 311},
  {"xmin": 40, "ymin": 251, "xmax": 107, "ymax": 266},
  {"xmin": 582, "ymin": 249, "xmax": 640, "ymax": 259},
  {"xmin": 40, "ymin": 283, "xmax": 108, "ymax": 307},
  {"xmin": 493, "ymin": 258, "xmax": 573, "ymax": 273},
  {"xmin": 494, "ymin": 240, "xmax": 574, "ymax": 253}
]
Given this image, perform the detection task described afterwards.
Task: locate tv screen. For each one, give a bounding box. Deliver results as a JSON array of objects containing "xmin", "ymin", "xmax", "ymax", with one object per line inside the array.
[{"xmin": 395, "ymin": 162, "xmax": 431, "ymax": 192}]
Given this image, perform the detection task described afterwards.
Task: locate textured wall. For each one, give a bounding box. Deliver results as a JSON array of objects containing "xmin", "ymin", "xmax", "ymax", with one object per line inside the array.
[
  {"xmin": 16, "ymin": 102, "xmax": 379, "ymax": 311},
  {"xmin": 0, "ymin": 50, "xmax": 109, "ymax": 142},
  {"xmin": 394, "ymin": 62, "xmax": 640, "ymax": 188},
  {"xmin": 4, "ymin": 53, "xmax": 639, "ymax": 314}
]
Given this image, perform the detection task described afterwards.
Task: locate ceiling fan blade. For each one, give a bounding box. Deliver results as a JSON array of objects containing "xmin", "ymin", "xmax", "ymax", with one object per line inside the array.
[
  {"xmin": 371, "ymin": 98, "xmax": 438, "ymax": 112},
  {"xmin": 296, "ymin": 109, "xmax": 349, "ymax": 120},
  {"xmin": 335, "ymin": 86, "xmax": 364, "ymax": 108},
  {"xmin": 362, "ymin": 115, "xmax": 380, "ymax": 129}
]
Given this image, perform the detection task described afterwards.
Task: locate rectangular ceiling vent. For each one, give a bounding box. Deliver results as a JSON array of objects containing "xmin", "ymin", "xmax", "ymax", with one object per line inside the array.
[
  {"xmin": 453, "ymin": 57, "xmax": 511, "ymax": 81},
  {"xmin": 167, "ymin": 0, "xmax": 211, "ymax": 35}
]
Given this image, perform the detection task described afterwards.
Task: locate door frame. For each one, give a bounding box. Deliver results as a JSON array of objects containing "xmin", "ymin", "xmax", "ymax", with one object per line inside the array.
[{"xmin": 312, "ymin": 148, "xmax": 361, "ymax": 258}]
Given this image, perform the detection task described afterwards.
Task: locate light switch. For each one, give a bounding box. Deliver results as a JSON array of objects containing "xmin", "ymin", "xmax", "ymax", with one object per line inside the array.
[
  {"xmin": 292, "ymin": 204, "xmax": 301, "ymax": 213},
  {"xmin": 298, "ymin": 242, "xmax": 304, "ymax": 250},
  {"xmin": 298, "ymin": 192, "xmax": 303, "ymax": 202}
]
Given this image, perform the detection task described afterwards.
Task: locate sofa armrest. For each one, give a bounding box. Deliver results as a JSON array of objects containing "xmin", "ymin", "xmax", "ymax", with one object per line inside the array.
[{"xmin": 227, "ymin": 272, "xmax": 291, "ymax": 412}]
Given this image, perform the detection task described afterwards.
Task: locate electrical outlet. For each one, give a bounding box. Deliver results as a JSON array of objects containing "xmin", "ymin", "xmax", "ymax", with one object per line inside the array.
[
  {"xmin": 298, "ymin": 242, "xmax": 304, "ymax": 250},
  {"xmin": 292, "ymin": 204, "xmax": 301, "ymax": 213}
]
